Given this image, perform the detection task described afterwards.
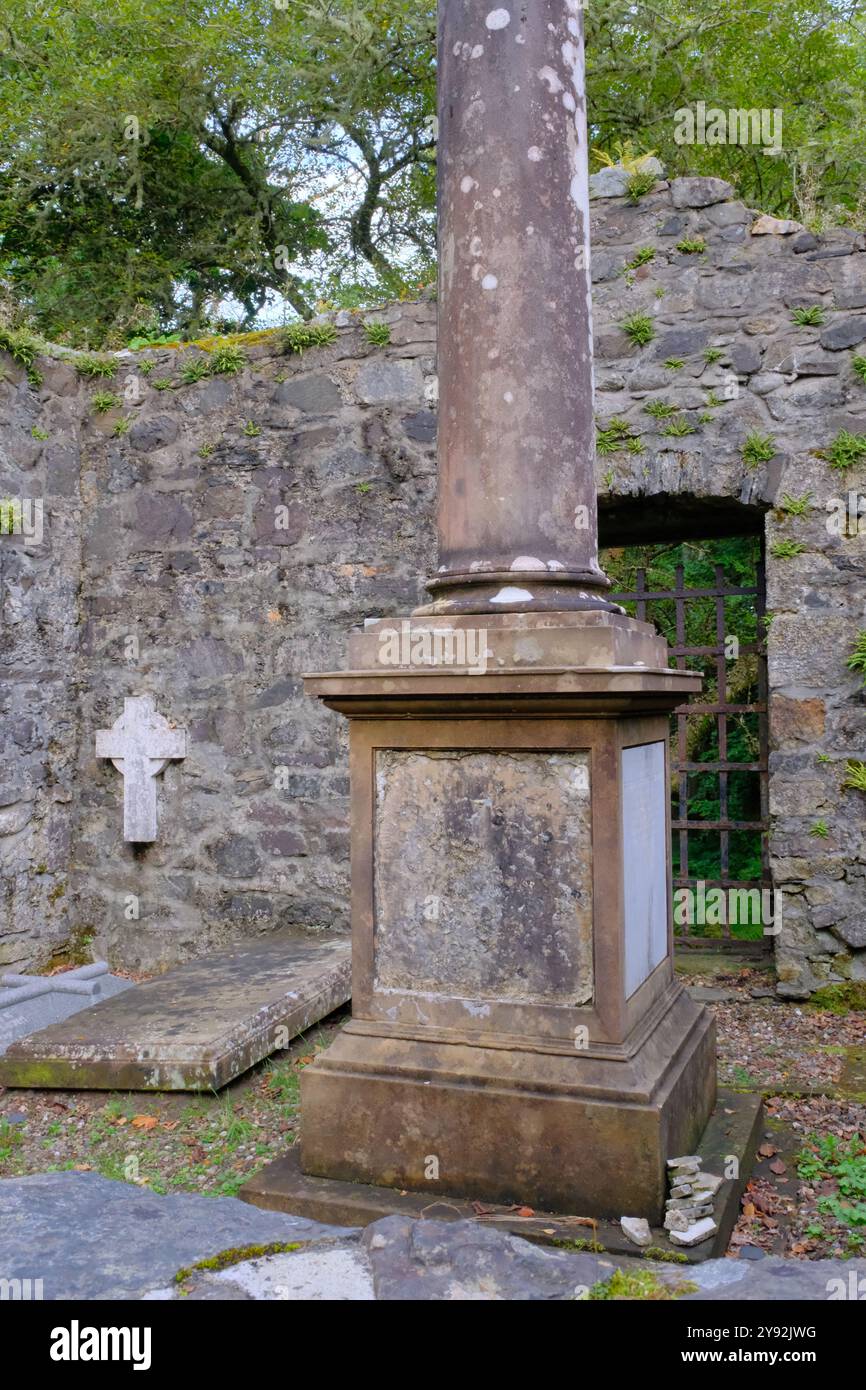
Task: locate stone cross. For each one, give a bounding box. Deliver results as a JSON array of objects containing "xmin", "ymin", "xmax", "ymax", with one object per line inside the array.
[{"xmin": 96, "ymin": 696, "xmax": 187, "ymax": 842}]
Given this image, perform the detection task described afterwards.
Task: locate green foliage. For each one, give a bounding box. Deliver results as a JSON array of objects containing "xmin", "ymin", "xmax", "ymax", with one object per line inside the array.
[
  {"xmin": 621, "ymin": 314, "xmax": 655, "ymax": 347},
  {"xmin": 821, "ymin": 430, "xmax": 866, "ymax": 472},
  {"xmin": 791, "ymin": 305, "xmax": 825, "ymax": 326},
  {"xmin": 847, "ymin": 631, "xmax": 866, "ymax": 686},
  {"xmin": 0, "ymin": 326, "xmax": 42, "ymax": 368},
  {"xmin": 364, "ymin": 320, "xmax": 391, "ymax": 346},
  {"xmin": 676, "ymin": 237, "xmax": 706, "ymax": 254},
  {"xmin": 31, "ymin": 426, "xmax": 49, "ymax": 440},
  {"xmin": 644, "ymin": 399, "xmax": 679, "ymax": 418},
  {"xmin": 208, "ymin": 343, "xmax": 246, "ymax": 376},
  {"xmin": 662, "ymin": 417, "xmax": 694, "ymax": 436},
  {"xmin": 780, "ymin": 491, "xmax": 813, "ymax": 515},
  {"xmin": 282, "ymin": 322, "xmax": 338, "ymax": 354},
  {"xmin": 853, "ymin": 355, "xmax": 866, "ymax": 384},
  {"xmin": 663, "ymin": 357, "xmax": 684, "ymax": 370},
  {"xmin": 593, "ymin": 139, "xmax": 658, "ymax": 173},
  {"xmin": 604, "ymin": 535, "xmax": 764, "ymax": 899},
  {"xmin": 796, "ymin": 1134, "xmax": 866, "ymax": 1229},
  {"xmin": 625, "ymin": 246, "xmax": 656, "ymax": 270},
  {"xmin": 1, "ymin": 1, "xmax": 865, "ymax": 346},
  {"xmin": 770, "ymin": 539, "xmax": 806, "ymax": 558},
  {"xmin": 242, "ymin": 420, "xmax": 261, "ymax": 437},
  {"xmin": 626, "ymin": 170, "xmax": 658, "ymax": 201},
  {"xmin": 180, "ymin": 355, "xmax": 211, "ymax": 384},
  {"xmin": 112, "ymin": 415, "xmax": 132, "ymax": 436},
  {"xmin": 91, "ymin": 390, "xmax": 121, "ymax": 414},
  {"xmin": 703, "ymin": 347, "xmax": 723, "ymax": 364},
  {"xmin": 810, "ymin": 820, "xmax": 829, "ymax": 838},
  {"xmin": 152, "ymin": 377, "xmax": 173, "ymax": 390},
  {"xmin": 76, "ymin": 355, "xmax": 117, "ymax": 379},
  {"xmin": 596, "ymin": 417, "xmax": 637, "ymax": 454},
  {"xmin": 743, "ymin": 432, "xmax": 777, "ymax": 468},
  {"xmin": 843, "ymin": 760, "xmax": 866, "ymax": 793},
  {"xmin": 809, "ymin": 982, "xmax": 866, "ymax": 1013}
]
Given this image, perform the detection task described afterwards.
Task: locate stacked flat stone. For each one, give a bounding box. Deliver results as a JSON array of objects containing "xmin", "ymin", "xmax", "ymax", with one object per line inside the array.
[{"xmin": 663, "ymin": 1155, "xmax": 722, "ymax": 1247}]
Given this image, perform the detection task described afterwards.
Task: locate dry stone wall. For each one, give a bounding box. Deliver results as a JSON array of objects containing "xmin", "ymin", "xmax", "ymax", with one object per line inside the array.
[{"xmin": 0, "ymin": 174, "xmax": 864, "ymax": 995}]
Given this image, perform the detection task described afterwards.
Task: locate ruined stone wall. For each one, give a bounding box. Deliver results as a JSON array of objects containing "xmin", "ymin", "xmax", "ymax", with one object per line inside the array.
[{"xmin": 0, "ymin": 174, "xmax": 863, "ymax": 993}]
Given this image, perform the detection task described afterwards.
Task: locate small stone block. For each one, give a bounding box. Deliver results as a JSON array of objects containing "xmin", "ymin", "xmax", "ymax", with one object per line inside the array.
[
  {"xmin": 669, "ymin": 1217, "xmax": 719, "ymax": 1248},
  {"xmin": 664, "ymin": 1210, "xmax": 692, "ymax": 1233},
  {"xmin": 693, "ymin": 1173, "xmax": 724, "ymax": 1197},
  {"xmin": 670, "ymin": 1184, "xmax": 694, "ymax": 1199},
  {"xmin": 620, "ymin": 1216, "xmax": 652, "ymax": 1248}
]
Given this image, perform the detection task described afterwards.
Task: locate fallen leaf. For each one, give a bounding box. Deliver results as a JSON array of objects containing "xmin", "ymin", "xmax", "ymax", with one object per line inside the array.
[
  {"xmin": 758, "ymin": 1142, "xmax": 777, "ymax": 1158},
  {"xmin": 769, "ymin": 1159, "xmax": 787, "ymax": 1175},
  {"xmin": 743, "ymin": 1202, "xmax": 756, "ymax": 1218},
  {"xmin": 161, "ymin": 1120, "xmax": 179, "ymax": 1131},
  {"xmin": 132, "ymin": 1115, "xmax": 159, "ymax": 1131}
]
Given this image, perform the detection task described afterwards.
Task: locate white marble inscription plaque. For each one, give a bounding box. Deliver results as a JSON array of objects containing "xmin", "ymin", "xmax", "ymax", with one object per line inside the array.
[{"xmin": 622, "ymin": 741, "xmax": 669, "ymax": 998}]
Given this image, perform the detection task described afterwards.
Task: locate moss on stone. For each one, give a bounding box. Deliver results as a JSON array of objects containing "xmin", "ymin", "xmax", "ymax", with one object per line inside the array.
[
  {"xmin": 174, "ymin": 1240, "xmax": 305, "ymax": 1284},
  {"xmin": 588, "ymin": 1267, "xmax": 697, "ymax": 1299},
  {"xmin": 809, "ymin": 982, "xmax": 866, "ymax": 1015}
]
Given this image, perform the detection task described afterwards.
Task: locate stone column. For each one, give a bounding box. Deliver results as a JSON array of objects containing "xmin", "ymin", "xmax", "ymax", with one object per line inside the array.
[
  {"xmin": 243, "ymin": 0, "xmax": 720, "ymax": 1230},
  {"xmin": 426, "ymin": 0, "xmax": 614, "ymax": 615}
]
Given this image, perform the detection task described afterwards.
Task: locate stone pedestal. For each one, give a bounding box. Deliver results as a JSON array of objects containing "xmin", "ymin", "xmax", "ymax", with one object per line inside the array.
[{"xmin": 294, "ymin": 612, "xmax": 716, "ymax": 1222}]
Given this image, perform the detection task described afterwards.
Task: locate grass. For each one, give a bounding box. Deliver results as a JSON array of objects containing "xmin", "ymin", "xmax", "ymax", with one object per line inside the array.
[
  {"xmin": 770, "ymin": 539, "xmax": 806, "ymax": 559},
  {"xmin": 364, "ymin": 321, "xmax": 391, "ymax": 346},
  {"xmin": 810, "ymin": 821, "xmax": 829, "ymax": 838},
  {"xmin": 846, "ymin": 631, "xmax": 866, "ymax": 686},
  {"xmin": 842, "ymin": 760, "xmax": 866, "ymax": 793},
  {"xmin": 112, "ymin": 415, "xmax": 132, "ymax": 437},
  {"xmin": 743, "ymin": 432, "xmax": 776, "ymax": 468},
  {"xmin": 663, "ymin": 357, "xmax": 684, "ymax": 370},
  {"xmin": 791, "ymin": 305, "xmax": 825, "ymax": 327},
  {"xmin": 703, "ymin": 347, "xmax": 723, "ymax": 364},
  {"xmin": 242, "ymin": 420, "xmax": 261, "ymax": 437},
  {"xmin": 31, "ymin": 426, "xmax": 49, "ymax": 440},
  {"xmin": 853, "ymin": 354, "xmax": 866, "ymax": 384},
  {"xmin": 208, "ymin": 342, "xmax": 246, "ymax": 376},
  {"xmin": 626, "ymin": 170, "xmax": 658, "ymax": 201},
  {"xmin": 676, "ymin": 237, "xmax": 706, "ymax": 254},
  {"xmin": 91, "ymin": 390, "xmax": 122, "ymax": 414},
  {"xmin": 0, "ymin": 327, "xmax": 46, "ymax": 387},
  {"xmin": 282, "ymin": 322, "xmax": 338, "ymax": 355},
  {"xmin": 625, "ymin": 246, "xmax": 655, "ymax": 270},
  {"xmin": 662, "ymin": 417, "xmax": 695, "ymax": 437},
  {"xmin": 780, "ymin": 491, "xmax": 813, "ymax": 516},
  {"xmin": 596, "ymin": 417, "xmax": 637, "ymax": 454},
  {"xmin": 621, "ymin": 314, "xmax": 655, "ymax": 347},
  {"xmin": 820, "ymin": 430, "xmax": 866, "ymax": 472},
  {"xmin": 796, "ymin": 1133, "xmax": 866, "ymax": 1230},
  {"xmin": 76, "ymin": 354, "xmax": 117, "ymax": 379},
  {"xmin": 644, "ymin": 399, "xmax": 679, "ymax": 419},
  {"xmin": 809, "ymin": 982, "xmax": 866, "ymax": 1015},
  {"xmin": 180, "ymin": 355, "xmax": 211, "ymax": 384}
]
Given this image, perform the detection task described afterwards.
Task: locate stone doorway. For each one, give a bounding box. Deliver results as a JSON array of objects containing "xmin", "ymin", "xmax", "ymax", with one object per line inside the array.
[{"xmin": 603, "ymin": 531, "xmax": 771, "ymax": 954}]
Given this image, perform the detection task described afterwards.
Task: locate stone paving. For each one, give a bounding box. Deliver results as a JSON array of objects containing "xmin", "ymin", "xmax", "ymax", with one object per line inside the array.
[{"xmin": 1, "ymin": 1171, "xmax": 862, "ymax": 1301}]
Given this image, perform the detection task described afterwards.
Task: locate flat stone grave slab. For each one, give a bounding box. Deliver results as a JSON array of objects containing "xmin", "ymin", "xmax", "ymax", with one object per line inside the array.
[
  {"xmin": 0, "ymin": 934, "xmax": 350, "ymax": 1091},
  {"xmin": 0, "ymin": 963, "xmax": 133, "ymax": 1056}
]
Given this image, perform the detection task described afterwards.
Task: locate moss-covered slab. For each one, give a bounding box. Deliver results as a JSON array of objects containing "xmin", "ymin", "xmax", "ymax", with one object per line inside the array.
[{"xmin": 0, "ymin": 933, "xmax": 350, "ymax": 1091}]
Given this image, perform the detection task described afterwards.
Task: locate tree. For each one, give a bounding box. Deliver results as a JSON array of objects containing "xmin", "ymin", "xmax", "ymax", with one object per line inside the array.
[
  {"xmin": 0, "ymin": 1, "xmax": 863, "ymax": 346},
  {"xmin": 0, "ymin": 0, "xmax": 436, "ymax": 343}
]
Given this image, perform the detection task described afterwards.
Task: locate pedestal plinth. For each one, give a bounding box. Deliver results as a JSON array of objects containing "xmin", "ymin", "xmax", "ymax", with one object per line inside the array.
[{"xmin": 295, "ymin": 611, "xmax": 716, "ymax": 1222}]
